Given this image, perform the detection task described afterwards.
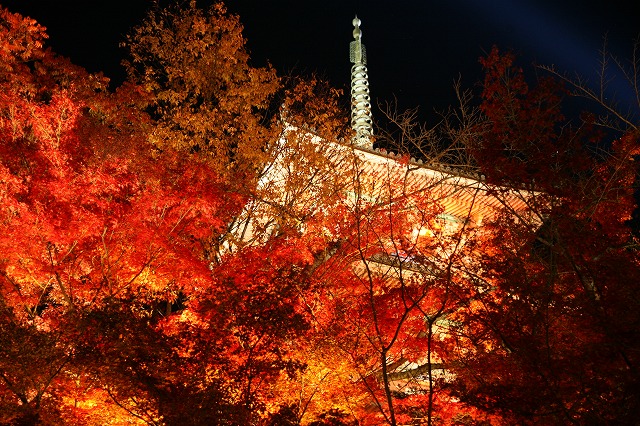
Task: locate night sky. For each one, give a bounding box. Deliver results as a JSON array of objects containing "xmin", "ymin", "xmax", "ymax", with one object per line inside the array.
[{"xmin": 6, "ymin": 0, "xmax": 639, "ymax": 124}]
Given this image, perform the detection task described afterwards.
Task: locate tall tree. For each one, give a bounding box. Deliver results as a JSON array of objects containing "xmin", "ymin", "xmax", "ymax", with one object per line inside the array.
[
  {"xmin": 449, "ymin": 47, "xmax": 640, "ymax": 425},
  {"xmin": 1, "ymin": 3, "xmax": 349, "ymax": 424},
  {"xmin": 122, "ymin": 0, "xmax": 280, "ymax": 185}
]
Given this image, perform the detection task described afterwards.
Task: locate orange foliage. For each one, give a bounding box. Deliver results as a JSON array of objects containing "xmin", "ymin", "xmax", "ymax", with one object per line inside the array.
[{"xmin": 2, "ymin": 4, "xmax": 639, "ymax": 426}]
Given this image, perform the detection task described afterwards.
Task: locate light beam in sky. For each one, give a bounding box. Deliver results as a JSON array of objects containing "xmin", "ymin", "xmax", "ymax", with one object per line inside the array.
[{"xmin": 460, "ymin": 0, "xmax": 637, "ymax": 110}]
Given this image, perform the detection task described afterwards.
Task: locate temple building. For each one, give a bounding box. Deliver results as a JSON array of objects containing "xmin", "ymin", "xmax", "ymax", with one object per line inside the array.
[
  {"xmin": 232, "ymin": 16, "xmax": 538, "ymax": 399},
  {"xmin": 236, "ymin": 17, "xmax": 533, "ymax": 242}
]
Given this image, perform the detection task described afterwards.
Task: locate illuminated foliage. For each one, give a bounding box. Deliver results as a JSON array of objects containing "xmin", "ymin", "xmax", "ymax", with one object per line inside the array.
[
  {"xmin": 449, "ymin": 47, "xmax": 640, "ymax": 425},
  {"xmin": 0, "ymin": 4, "xmax": 309, "ymax": 424},
  {"xmin": 122, "ymin": 0, "xmax": 280, "ymax": 185},
  {"xmin": 2, "ymin": 4, "xmax": 639, "ymax": 426}
]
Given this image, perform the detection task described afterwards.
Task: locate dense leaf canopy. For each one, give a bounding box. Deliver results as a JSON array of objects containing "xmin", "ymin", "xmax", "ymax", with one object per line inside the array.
[{"xmin": 1, "ymin": 3, "xmax": 639, "ymax": 425}]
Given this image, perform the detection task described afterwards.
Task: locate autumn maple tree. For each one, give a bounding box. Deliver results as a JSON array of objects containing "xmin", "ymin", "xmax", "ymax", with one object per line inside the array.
[
  {"xmin": 446, "ymin": 46, "xmax": 640, "ymax": 425},
  {"xmin": 1, "ymin": 0, "xmax": 363, "ymax": 422},
  {"xmin": 0, "ymin": 3, "xmax": 322, "ymax": 423},
  {"xmin": 121, "ymin": 0, "xmax": 280, "ymax": 187}
]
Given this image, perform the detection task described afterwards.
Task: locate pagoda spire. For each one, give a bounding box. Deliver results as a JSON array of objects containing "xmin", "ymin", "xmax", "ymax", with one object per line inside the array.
[{"xmin": 350, "ymin": 16, "xmax": 373, "ymax": 148}]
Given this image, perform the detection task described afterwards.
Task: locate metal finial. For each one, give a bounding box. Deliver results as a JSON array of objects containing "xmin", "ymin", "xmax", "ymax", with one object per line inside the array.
[
  {"xmin": 349, "ymin": 16, "xmax": 373, "ymax": 148},
  {"xmin": 353, "ymin": 16, "xmax": 361, "ymax": 40}
]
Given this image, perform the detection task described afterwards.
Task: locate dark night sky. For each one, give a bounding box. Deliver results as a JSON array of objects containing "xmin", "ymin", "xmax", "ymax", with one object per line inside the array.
[{"xmin": 5, "ymin": 0, "xmax": 639, "ymax": 123}]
